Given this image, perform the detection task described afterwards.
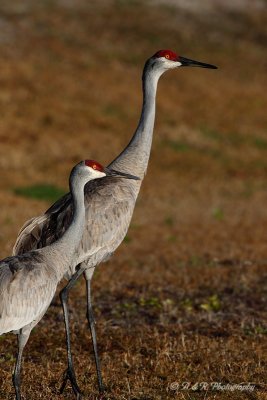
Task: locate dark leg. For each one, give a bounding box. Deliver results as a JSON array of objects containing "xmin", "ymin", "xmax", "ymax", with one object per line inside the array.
[
  {"xmin": 85, "ymin": 277, "xmax": 105, "ymax": 395},
  {"xmin": 59, "ymin": 267, "xmax": 84, "ymax": 398},
  {"xmin": 12, "ymin": 331, "xmax": 30, "ymax": 400}
]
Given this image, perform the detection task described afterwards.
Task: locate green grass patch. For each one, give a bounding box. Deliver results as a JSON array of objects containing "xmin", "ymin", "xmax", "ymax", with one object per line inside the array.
[
  {"xmin": 199, "ymin": 126, "xmax": 244, "ymax": 146},
  {"xmin": 212, "ymin": 207, "xmax": 224, "ymax": 221},
  {"xmin": 123, "ymin": 235, "xmax": 131, "ymax": 244},
  {"xmin": 200, "ymin": 294, "xmax": 221, "ymax": 312},
  {"xmin": 164, "ymin": 139, "xmax": 193, "ymax": 152},
  {"xmin": 164, "ymin": 216, "xmax": 174, "ymax": 226},
  {"xmin": 139, "ymin": 296, "xmax": 162, "ymax": 308},
  {"xmin": 14, "ymin": 184, "xmax": 66, "ymax": 202},
  {"xmin": 167, "ymin": 235, "xmax": 177, "ymax": 243},
  {"xmin": 243, "ymin": 324, "xmax": 267, "ymax": 336},
  {"xmin": 200, "ymin": 126, "xmax": 222, "ymax": 142},
  {"xmin": 181, "ymin": 298, "xmax": 193, "ymax": 312},
  {"xmin": 252, "ymin": 137, "xmax": 267, "ymax": 150}
]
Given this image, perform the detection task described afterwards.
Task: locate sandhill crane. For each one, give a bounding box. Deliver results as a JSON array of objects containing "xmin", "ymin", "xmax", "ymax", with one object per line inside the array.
[
  {"xmin": 13, "ymin": 50, "xmax": 217, "ymax": 396},
  {"xmin": 0, "ymin": 160, "xmax": 138, "ymax": 400}
]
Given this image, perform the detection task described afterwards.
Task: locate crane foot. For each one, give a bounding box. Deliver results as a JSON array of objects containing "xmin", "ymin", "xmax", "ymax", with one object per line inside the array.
[{"xmin": 59, "ymin": 367, "xmax": 83, "ymax": 398}]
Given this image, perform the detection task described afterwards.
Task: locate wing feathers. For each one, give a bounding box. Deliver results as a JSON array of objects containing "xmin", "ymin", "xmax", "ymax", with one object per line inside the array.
[{"xmin": 13, "ymin": 179, "xmax": 137, "ymax": 268}]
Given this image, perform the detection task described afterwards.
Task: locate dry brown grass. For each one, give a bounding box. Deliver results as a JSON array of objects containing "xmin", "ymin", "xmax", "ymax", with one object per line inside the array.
[{"xmin": 0, "ymin": 1, "xmax": 266, "ymax": 399}]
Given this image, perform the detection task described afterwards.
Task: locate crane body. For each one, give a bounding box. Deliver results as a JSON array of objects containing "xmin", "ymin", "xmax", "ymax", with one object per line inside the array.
[{"xmin": 1, "ymin": 160, "xmax": 137, "ymax": 399}]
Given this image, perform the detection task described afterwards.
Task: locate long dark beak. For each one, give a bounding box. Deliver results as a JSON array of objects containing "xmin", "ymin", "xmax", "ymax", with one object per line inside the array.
[
  {"xmin": 179, "ymin": 56, "xmax": 217, "ymax": 69},
  {"xmin": 104, "ymin": 168, "xmax": 140, "ymax": 180}
]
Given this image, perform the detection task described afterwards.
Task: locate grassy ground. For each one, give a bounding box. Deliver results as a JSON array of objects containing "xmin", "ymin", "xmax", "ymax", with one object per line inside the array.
[{"xmin": 0, "ymin": 1, "xmax": 266, "ymax": 399}]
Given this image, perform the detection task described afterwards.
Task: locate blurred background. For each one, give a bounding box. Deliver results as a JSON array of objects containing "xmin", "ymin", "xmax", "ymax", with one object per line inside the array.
[{"xmin": 0, "ymin": 0, "xmax": 266, "ymax": 399}]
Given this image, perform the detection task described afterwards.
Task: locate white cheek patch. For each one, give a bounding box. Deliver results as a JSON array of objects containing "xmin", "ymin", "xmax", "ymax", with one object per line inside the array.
[
  {"xmin": 93, "ymin": 170, "xmax": 106, "ymax": 178},
  {"xmin": 156, "ymin": 57, "xmax": 182, "ymax": 71},
  {"xmin": 165, "ymin": 60, "xmax": 182, "ymax": 69}
]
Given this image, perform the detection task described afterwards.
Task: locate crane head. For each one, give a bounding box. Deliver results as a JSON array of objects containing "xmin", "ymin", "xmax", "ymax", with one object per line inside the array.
[
  {"xmin": 69, "ymin": 159, "xmax": 107, "ymax": 184},
  {"xmin": 85, "ymin": 160, "xmax": 140, "ymax": 180},
  {"xmin": 85, "ymin": 159, "xmax": 105, "ymax": 173},
  {"xmin": 151, "ymin": 49, "xmax": 217, "ymax": 70}
]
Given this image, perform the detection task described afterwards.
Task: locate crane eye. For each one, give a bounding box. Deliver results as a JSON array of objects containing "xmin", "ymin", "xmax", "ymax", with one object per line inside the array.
[
  {"xmin": 165, "ymin": 54, "xmax": 170, "ymax": 59},
  {"xmin": 92, "ymin": 164, "xmax": 97, "ymax": 170}
]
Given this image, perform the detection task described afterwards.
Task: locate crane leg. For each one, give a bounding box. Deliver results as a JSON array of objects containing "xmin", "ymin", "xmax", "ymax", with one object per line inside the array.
[
  {"xmin": 12, "ymin": 330, "xmax": 30, "ymax": 400},
  {"xmin": 85, "ymin": 277, "xmax": 105, "ymax": 395},
  {"xmin": 59, "ymin": 266, "xmax": 84, "ymax": 398}
]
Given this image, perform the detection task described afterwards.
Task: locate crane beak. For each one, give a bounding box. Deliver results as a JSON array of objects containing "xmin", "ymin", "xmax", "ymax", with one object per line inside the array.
[
  {"xmin": 104, "ymin": 168, "xmax": 140, "ymax": 180},
  {"xmin": 179, "ymin": 56, "xmax": 217, "ymax": 69}
]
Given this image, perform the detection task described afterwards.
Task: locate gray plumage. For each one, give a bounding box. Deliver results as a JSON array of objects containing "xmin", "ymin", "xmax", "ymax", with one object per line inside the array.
[
  {"xmin": 1, "ymin": 162, "xmax": 105, "ymax": 335},
  {"xmin": 0, "ymin": 160, "xmax": 129, "ymax": 399},
  {"xmin": 12, "ymin": 50, "xmax": 217, "ymax": 396},
  {"xmin": 13, "ymin": 176, "xmax": 138, "ymax": 280},
  {"xmin": 0, "ymin": 251, "xmax": 57, "ymax": 335}
]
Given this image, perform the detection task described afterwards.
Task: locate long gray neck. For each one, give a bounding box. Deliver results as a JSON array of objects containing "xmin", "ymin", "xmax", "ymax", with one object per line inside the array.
[
  {"xmin": 109, "ymin": 63, "xmax": 161, "ymax": 179},
  {"xmin": 49, "ymin": 174, "xmax": 86, "ymax": 277}
]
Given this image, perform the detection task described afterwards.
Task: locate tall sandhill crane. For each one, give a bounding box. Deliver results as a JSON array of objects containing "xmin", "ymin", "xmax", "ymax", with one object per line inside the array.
[
  {"xmin": 0, "ymin": 160, "xmax": 138, "ymax": 400},
  {"xmin": 13, "ymin": 50, "xmax": 217, "ymax": 396}
]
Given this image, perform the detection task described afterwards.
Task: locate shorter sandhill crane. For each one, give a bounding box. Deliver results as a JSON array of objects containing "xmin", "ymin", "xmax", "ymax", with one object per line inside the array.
[{"xmin": 0, "ymin": 160, "xmax": 138, "ymax": 400}]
